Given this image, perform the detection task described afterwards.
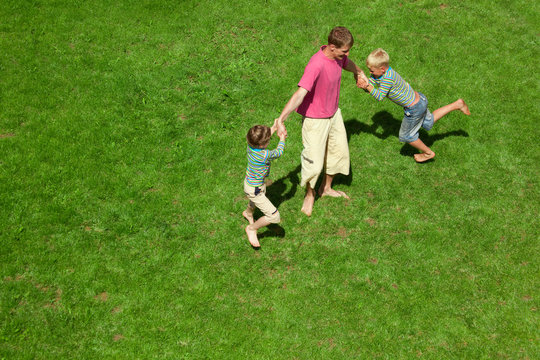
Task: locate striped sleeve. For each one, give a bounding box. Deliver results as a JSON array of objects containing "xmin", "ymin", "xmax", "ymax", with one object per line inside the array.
[
  {"xmin": 368, "ymin": 75, "xmax": 394, "ymax": 101},
  {"xmin": 245, "ymin": 141, "xmax": 285, "ymax": 187},
  {"xmin": 266, "ymin": 140, "xmax": 285, "ymax": 160},
  {"xmin": 368, "ymin": 67, "xmax": 415, "ymax": 107}
]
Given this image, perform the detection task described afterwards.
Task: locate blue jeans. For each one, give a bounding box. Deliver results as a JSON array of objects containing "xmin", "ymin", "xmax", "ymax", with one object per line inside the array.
[{"xmin": 399, "ymin": 92, "xmax": 434, "ymax": 142}]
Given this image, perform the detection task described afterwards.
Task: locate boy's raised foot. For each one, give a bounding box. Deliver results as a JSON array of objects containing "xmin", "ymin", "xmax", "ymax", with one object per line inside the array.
[
  {"xmin": 245, "ymin": 225, "xmax": 260, "ymax": 249},
  {"xmin": 414, "ymin": 151, "xmax": 435, "ymax": 163},
  {"xmin": 458, "ymin": 99, "xmax": 471, "ymax": 115}
]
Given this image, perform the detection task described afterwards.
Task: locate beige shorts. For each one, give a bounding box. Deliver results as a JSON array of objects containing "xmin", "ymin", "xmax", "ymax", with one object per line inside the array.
[
  {"xmin": 243, "ymin": 179, "xmax": 280, "ymax": 223},
  {"xmin": 300, "ymin": 108, "xmax": 350, "ymax": 188}
]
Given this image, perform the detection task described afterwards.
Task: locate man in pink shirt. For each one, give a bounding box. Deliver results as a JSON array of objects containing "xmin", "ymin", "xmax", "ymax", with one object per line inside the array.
[{"xmin": 276, "ymin": 27, "xmax": 368, "ymax": 216}]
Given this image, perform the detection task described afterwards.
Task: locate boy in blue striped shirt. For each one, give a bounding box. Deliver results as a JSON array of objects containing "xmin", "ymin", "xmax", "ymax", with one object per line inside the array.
[
  {"xmin": 243, "ymin": 123, "xmax": 286, "ymax": 248},
  {"xmin": 358, "ymin": 48, "xmax": 470, "ymax": 162}
]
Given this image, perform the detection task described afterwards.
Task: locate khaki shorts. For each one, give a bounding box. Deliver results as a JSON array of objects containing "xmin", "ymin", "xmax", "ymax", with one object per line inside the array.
[
  {"xmin": 300, "ymin": 108, "xmax": 350, "ymax": 188},
  {"xmin": 243, "ymin": 179, "xmax": 280, "ymax": 223}
]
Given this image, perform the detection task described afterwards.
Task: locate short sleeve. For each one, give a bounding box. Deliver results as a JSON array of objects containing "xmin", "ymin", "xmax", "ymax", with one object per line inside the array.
[
  {"xmin": 341, "ymin": 55, "xmax": 349, "ymax": 69},
  {"xmin": 298, "ymin": 61, "xmax": 321, "ymax": 92}
]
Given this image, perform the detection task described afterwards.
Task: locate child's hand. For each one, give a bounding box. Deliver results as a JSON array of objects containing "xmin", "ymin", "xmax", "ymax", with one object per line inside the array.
[
  {"xmin": 360, "ymin": 80, "xmax": 371, "ymax": 91},
  {"xmin": 271, "ymin": 118, "xmax": 279, "ymax": 134},
  {"xmin": 357, "ymin": 72, "xmax": 369, "ymax": 89}
]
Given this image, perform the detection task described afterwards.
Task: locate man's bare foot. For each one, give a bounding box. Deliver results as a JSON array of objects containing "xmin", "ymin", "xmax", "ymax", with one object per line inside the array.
[
  {"xmin": 242, "ymin": 210, "xmax": 254, "ymax": 224},
  {"xmin": 245, "ymin": 225, "xmax": 260, "ymax": 248},
  {"xmin": 457, "ymin": 99, "xmax": 471, "ymax": 115},
  {"xmin": 301, "ymin": 194, "xmax": 315, "ymax": 216},
  {"xmin": 414, "ymin": 151, "xmax": 435, "ymax": 163},
  {"xmin": 319, "ymin": 188, "xmax": 350, "ymax": 199}
]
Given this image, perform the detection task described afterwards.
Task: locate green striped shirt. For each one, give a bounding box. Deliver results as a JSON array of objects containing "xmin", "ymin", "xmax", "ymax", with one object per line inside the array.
[
  {"xmin": 368, "ymin": 67, "xmax": 415, "ymax": 107},
  {"xmin": 245, "ymin": 141, "xmax": 285, "ymax": 187}
]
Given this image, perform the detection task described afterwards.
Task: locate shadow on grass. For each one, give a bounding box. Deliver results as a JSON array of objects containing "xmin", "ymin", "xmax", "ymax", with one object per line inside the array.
[
  {"xmin": 258, "ymin": 224, "xmax": 286, "ymax": 240},
  {"xmin": 248, "ymin": 168, "xmax": 295, "ymax": 241},
  {"xmin": 266, "ymin": 165, "xmax": 301, "ymax": 208},
  {"xmin": 241, "ymin": 166, "xmax": 297, "ymax": 239},
  {"xmin": 345, "ymin": 111, "xmax": 469, "ymax": 158},
  {"xmin": 263, "ymin": 105, "xmax": 471, "ymax": 205},
  {"xmin": 266, "ymin": 160, "xmax": 353, "ymax": 203}
]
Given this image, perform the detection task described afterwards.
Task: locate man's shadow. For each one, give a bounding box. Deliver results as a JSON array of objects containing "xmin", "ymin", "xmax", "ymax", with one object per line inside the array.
[
  {"xmin": 266, "ymin": 161, "xmax": 351, "ymax": 206},
  {"xmin": 345, "ymin": 110, "xmax": 469, "ymax": 158},
  {"xmin": 266, "ymin": 165, "xmax": 300, "ymax": 208}
]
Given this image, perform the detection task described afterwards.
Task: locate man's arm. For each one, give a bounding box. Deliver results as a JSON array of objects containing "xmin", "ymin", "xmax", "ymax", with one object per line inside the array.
[
  {"xmin": 343, "ymin": 59, "xmax": 368, "ymax": 87},
  {"xmin": 275, "ymin": 86, "xmax": 309, "ymax": 137}
]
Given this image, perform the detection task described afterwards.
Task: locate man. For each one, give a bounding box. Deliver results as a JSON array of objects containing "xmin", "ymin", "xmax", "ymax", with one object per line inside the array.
[{"xmin": 276, "ymin": 26, "xmax": 368, "ymax": 216}]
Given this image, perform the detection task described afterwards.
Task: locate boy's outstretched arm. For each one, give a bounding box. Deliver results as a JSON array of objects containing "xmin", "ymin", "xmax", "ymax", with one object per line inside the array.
[
  {"xmin": 278, "ymin": 130, "xmax": 286, "ymax": 143},
  {"xmin": 357, "ymin": 75, "xmax": 389, "ymax": 102}
]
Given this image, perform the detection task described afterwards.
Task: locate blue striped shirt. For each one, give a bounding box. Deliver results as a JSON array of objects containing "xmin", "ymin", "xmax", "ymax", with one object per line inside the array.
[
  {"xmin": 368, "ymin": 67, "xmax": 416, "ymax": 107},
  {"xmin": 245, "ymin": 141, "xmax": 285, "ymax": 187}
]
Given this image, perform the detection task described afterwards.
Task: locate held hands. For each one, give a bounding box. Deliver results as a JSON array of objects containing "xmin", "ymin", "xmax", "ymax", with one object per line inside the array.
[
  {"xmin": 277, "ymin": 123, "xmax": 287, "ymax": 140},
  {"xmin": 270, "ymin": 119, "xmax": 278, "ymax": 134},
  {"xmin": 271, "ymin": 118, "xmax": 287, "ymax": 139},
  {"xmin": 275, "ymin": 118, "xmax": 287, "ymax": 139},
  {"xmin": 356, "ymin": 71, "xmax": 370, "ymax": 90},
  {"xmin": 353, "ymin": 67, "xmax": 369, "ymax": 89}
]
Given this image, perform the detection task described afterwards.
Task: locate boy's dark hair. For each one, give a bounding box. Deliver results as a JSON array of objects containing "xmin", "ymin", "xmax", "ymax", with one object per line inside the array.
[
  {"xmin": 247, "ymin": 125, "xmax": 272, "ymax": 148},
  {"xmin": 328, "ymin": 26, "xmax": 354, "ymax": 48}
]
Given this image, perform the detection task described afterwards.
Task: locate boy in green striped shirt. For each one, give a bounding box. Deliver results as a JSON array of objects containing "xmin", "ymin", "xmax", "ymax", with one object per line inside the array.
[
  {"xmin": 243, "ymin": 122, "xmax": 286, "ymax": 249},
  {"xmin": 358, "ymin": 48, "xmax": 470, "ymax": 162}
]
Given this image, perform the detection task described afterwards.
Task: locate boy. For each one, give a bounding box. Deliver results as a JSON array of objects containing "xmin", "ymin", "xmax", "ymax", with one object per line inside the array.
[
  {"xmin": 243, "ymin": 122, "xmax": 286, "ymax": 248},
  {"xmin": 358, "ymin": 48, "xmax": 470, "ymax": 162}
]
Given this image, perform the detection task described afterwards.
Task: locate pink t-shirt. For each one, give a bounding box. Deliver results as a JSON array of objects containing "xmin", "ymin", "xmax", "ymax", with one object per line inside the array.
[{"xmin": 297, "ymin": 46, "xmax": 349, "ymax": 118}]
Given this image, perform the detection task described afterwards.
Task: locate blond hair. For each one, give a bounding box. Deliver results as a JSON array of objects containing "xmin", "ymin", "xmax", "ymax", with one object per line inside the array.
[
  {"xmin": 246, "ymin": 125, "xmax": 272, "ymax": 148},
  {"xmin": 366, "ymin": 48, "xmax": 390, "ymax": 68}
]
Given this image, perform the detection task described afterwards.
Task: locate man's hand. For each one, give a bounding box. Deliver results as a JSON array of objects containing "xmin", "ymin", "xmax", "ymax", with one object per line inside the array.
[
  {"xmin": 356, "ymin": 71, "xmax": 369, "ymax": 89},
  {"xmin": 276, "ymin": 120, "xmax": 287, "ymax": 138}
]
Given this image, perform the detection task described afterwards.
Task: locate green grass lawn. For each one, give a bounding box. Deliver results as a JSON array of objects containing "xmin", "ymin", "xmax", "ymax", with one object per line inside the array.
[{"xmin": 1, "ymin": 0, "xmax": 538, "ymax": 358}]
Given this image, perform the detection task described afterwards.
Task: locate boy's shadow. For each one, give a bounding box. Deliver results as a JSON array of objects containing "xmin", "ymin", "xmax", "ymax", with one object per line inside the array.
[
  {"xmin": 345, "ymin": 111, "xmax": 469, "ymax": 158},
  {"xmin": 345, "ymin": 110, "xmax": 400, "ymax": 141}
]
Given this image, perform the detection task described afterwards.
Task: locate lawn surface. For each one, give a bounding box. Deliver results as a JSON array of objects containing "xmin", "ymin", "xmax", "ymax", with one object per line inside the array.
[{"xmin": 1, "ymin": 0, "xmax": 538, "ymax": 358}]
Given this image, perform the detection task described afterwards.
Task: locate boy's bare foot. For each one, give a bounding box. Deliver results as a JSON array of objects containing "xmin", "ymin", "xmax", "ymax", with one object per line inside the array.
[
  {"xmin": 458, "ymin": 99, "xmax": 471, "ymax": 115},
  {"xmin": 301, "ymin": 193, "xmax": 315, "ymax": 216},
  {"xmin": 414, "ymin": 151, "xmax": 435, "ymax": 163},
  {"xmin": 245, "ymin": 225, "xmax": 260, "ymax": 248},
  {"xmin": 319, "ymin": 188, "xmax": 350, "ymax": 199},
  {"xmin": 242, "ymin": 210, "xmax": 254, "ymax": 224}
]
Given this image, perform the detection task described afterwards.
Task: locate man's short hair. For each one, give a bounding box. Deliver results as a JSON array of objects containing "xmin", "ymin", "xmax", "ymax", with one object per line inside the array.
[
  {"xmin": 366, "ymin": 48, "xmax": 390, "ymax": 68},
  {"xmin": 328, "ymin": 26, "xmax": 354, "ymax": 48},
  {"xmin": 247, "ymin": 125, "xmax": 272, "ymax": 148}
]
